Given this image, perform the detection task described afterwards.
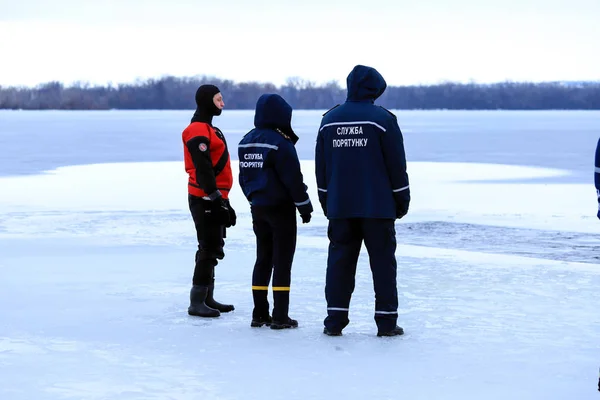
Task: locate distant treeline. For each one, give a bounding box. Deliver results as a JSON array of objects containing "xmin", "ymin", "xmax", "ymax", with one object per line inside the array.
[{"xmin": 1, "ymin": 76, "xmax": 600, "ymax": 110}]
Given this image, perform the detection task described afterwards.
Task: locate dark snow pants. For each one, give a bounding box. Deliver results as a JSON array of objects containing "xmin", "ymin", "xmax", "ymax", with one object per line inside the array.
[
  {"xmin": 324, "ymin": 218, "xmax": 398, "ymax": 332},
  {"xmin": 250, "ymin": 203, "xmax": 297, "ymax": 321},
  {"xmin": 189, "ymin": 194, "xmax": 226, "ymax": 286}
]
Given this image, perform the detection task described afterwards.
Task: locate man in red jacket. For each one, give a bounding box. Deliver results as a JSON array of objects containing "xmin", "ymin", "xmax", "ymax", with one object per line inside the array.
[{"xmin": 182, "ymin": 84, "xmax": 236, "ymax": 318}]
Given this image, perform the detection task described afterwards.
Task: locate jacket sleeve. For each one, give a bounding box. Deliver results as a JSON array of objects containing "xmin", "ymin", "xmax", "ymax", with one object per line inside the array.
[
  {"xmin": 185, "ymin": 125, "xmax": 219, "ymax": 199},
  {"xmin": 315, "ymin": 127, "xmax": 327, "ymax": 215},
  {"xmin": 595, "ymin": 138, "xmax": 600, "ymax": 214},
  {"xmin": 381, "ymin": 117, "xmax": 410, "ymax": 207},
  {"xmin": 275, "ymin": 139, "xmax": 313, "ymax": 215},
  {"xmin": 237, "ymin": 145, "xmax": 248, "ymax": 200}
]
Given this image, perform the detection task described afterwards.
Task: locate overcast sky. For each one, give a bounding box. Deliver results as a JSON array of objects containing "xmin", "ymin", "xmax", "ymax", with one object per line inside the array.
[{"xmin": 1, "ymin": 0, "xmax": 599, "ymax": 87}]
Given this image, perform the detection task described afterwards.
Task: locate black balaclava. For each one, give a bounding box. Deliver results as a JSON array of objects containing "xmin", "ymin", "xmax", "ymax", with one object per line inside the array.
[{"xmin": 191, "ymin": 84, "xmax": 222, "ymax": 125}]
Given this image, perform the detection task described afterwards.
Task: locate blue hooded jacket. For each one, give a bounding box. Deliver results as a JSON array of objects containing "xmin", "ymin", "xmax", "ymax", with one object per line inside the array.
[
  {"xmin": 315, "ymin": 65, "xmax": 410, "ymax": 219},
  {"xmin": 238, "ymin": 94, "xmax": 313, "ymax": 215},
  {"xmin": 595, "ymin": 137, "xmax": 600, "ymax": 219}
]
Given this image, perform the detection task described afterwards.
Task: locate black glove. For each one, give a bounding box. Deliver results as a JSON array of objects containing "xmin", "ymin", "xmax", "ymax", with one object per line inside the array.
[
  {"xmin": 297, "ymin": 199, "xmax": 314, "ymax": 222},
  {"xmin": 396, "ymin": 201, "xmax": 409, "ymax": 220},
  {"xmin": 207, "ymin": 197, "xmax": 231, "ymax": 227},
  {"xmin": 226, "ymin": 200, "xmax": 237, "ymax": 227},
  {"xmin": 393, "ymin": 190, "xmax": 410, "ymax": 220}
]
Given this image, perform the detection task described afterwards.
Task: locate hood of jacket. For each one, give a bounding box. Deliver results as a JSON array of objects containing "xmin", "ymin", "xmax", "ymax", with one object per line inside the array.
[
  {"xmin": 254, "ymin": 94, "xmax": 298, "ymax": 144},
  {"xmin": 191, "ymin": 84, "xmax": 222, "ymax": 125},
  {"xmin": 346, "ymin": 65, "xmax": 387, "ymax": 102}
]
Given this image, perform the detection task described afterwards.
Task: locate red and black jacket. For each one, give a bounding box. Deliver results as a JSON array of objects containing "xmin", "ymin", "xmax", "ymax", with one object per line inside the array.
[{"xmin": 182, "ymin": 122, "xmax": 233, "ymax": 199}]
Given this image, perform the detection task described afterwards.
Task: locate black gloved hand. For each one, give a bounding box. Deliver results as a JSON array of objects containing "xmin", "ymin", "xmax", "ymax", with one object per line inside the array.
[
  {"xmin": 208, "ymin": 197, "xmax": 231, "ymax": 227},
  {"xmin": 226, "ymin": 200, "xmax": 237, "ymax": 227},
  {"xmin": 393, "ymin": 190, "xmax": 410, "ymax": 220},
  {"xmin": 396, "ymin": 201, "xmax": 409, "ymax": 220},
  {"xmin": 297, "ymin": 199, "xmax": 314, "ymax": 222}
]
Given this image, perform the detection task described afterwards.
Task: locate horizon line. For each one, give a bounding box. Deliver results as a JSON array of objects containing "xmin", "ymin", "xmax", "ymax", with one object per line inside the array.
[{"xmin": 2, "ymin": 75, "xmax": 600, "ymax": 90}]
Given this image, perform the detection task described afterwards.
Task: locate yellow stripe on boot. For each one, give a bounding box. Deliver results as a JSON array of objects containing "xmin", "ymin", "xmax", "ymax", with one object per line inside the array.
[
  {"xmin": 252, "ymin": 286, "xmax": 269, "ymax": 291},
  {"xmin": 272, "ymin": 286, "xmax": 290, "ymax": 292}
]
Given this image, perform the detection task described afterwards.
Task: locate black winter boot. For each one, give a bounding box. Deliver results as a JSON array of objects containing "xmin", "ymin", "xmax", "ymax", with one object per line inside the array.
[
  {"xmin": 272, "ymin": 291, "xmax": 290, "ymax": 322},
  {"xmin": 251, "ymin": 288, "xmax": 270, "ymax": 326},
  {"xmin": 323, "ymin": 327, "xmax": 342, "ymax": 336},
  {"xmin": 205, "ymin": 284, "xmax": 234, "ymax": 313},
  {"xmin": 188, "ymin": 285, "xmax": 220, "ymax": 318},
  {"xmin": 270, "ymin": 317, "xmax": 298, "ymax": 330},
  {"xmin": 377, "ymin": 325, "xmax": 404, "ymax": 337},
  {"xmin": 251, "ymin": 315, "xmax": 272, "ymax": 328}
]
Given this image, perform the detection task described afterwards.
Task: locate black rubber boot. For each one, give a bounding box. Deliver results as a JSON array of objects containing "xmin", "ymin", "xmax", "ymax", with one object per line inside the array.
[
  {"xmin": 205, "ymin": 284, "xmax": 234, "ymax": 313},
  {"xmin": 270, "ymin": 317, "xmax": 298, "ymax": 330},
  {"xmin": 377, "ymin": 325, "xmax": 404, "ymax": 337},
  {"xmin": 188, "ymin": 285, "xmax": 220, "ymax": 318}
]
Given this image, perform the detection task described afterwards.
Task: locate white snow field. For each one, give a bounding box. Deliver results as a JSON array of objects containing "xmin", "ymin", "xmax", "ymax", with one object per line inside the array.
[{"xmin": 0, "ymin": 160, "xmax": 599, "ymax": 400}]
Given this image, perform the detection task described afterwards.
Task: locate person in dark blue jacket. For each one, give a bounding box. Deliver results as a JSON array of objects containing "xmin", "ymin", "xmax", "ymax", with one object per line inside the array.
[
  {"xmin": 315, "ymin": 65, "xmax": 410, "ymax": 337},
  {"xmin": 595, "ymin": 137, "xmax": 600, "ymax": 220},
  {"xmin": 238, "ymin": 93, "xmax": 313, "ymax": 330}
]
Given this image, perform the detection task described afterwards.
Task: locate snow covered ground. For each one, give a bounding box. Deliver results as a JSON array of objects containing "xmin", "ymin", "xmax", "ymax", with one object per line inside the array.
[{"xmin": 0, "ymin": 160, "xmax": 599, "ymax": 399}]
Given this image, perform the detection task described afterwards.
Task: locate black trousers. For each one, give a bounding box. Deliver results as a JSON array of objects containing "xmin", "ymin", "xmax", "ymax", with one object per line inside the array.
[
  {"xmin": 250, "ymin": 204, "xmax": 297, "ymax": 321},
  {"xmin": 189, "ymin": 194, "xmax": 226, "ymax": 286},
  {"xmin": 325, "ymin": 218, "xmax": 398, "ymax": 332}
]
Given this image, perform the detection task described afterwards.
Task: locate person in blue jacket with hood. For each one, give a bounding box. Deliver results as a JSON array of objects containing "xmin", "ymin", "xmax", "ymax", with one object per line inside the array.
[
  {"xmin": 238, "ymin": 93, "xmax": 313, "ymax": 330},
  {"xmin": 315, "ymin": 65, "xmax": 410, "ymax": 337},
  {"xmin": 595, "ymin": 137, "xmax": 600, "ymax": 220}
]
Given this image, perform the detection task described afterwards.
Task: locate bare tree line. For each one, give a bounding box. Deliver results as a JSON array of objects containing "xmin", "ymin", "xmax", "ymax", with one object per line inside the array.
[{"xmin": 1, "ymin": 76, "xmax": 599, "ymax": 110}]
